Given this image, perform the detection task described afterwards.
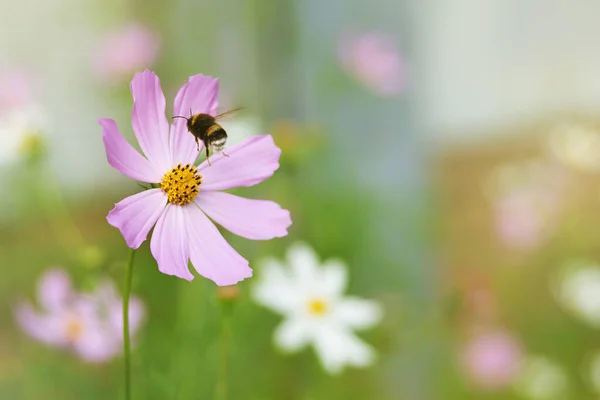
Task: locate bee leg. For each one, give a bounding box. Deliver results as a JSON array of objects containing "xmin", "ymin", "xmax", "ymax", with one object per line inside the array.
[
  {"xmin": 205, "ymin": 145, "xmax": 211, "ymax": 166},
  {"xmin": 195, "ymin": 137, "xmax": 200, "ymax": 152},
  {"xmin": 222, "ymin": 151, "xmax": 230, "ymax": 158}
]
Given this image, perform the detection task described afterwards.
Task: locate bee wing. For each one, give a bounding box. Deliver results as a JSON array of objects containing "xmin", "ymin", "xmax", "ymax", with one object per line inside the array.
[{"xmin": 214, "ymin": 107, "xmax": 244, "ymax": 120}]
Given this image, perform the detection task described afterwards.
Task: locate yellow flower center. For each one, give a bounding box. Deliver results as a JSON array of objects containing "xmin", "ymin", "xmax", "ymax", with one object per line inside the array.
[
  {"xmin": 160, "ymin": 163, "xmax": 202, "ymax": 205},
  {"xmin": 65, "ymin": 319, "xmax": 84, "ymax": 342},
  {"xmin": 307, "ymin": 298, "xmax": 328, "ymax": 316},
  {"xmin": 19, "ymin": 133, "xmax": 43, "ymax": 157}
]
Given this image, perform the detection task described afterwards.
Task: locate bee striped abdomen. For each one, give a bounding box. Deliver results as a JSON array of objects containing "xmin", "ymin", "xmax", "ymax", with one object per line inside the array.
[
  {"xmin": 206, "ymin": 123, "xmax": 228, "ymax": 151},
  {"xmin": 206, "ymin": 123, "xmax": 224, "ymax": 137}
]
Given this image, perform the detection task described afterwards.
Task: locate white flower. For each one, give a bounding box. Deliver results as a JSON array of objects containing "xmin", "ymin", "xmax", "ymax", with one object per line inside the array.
[
  {"xmin": 252, "ymin": 243, "xmax": 382, "ymax": 374},
  {"xmin": 514, "ymin": 356, "xmax": 568, "ymax": 400},
  {"xmin": 554, "ymin": 261, "xmax": 600, "ymax": 327},
  {"xmin": 549, "ymin": 123, "xmax": 600, "ymax": 172},
  {"xmin": 0, "ymin": 105, "xmax": 46, "ymax": 165}
]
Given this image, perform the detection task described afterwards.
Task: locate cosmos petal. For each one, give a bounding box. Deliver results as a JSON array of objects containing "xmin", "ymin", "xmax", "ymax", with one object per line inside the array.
[
  {"xmin": 130, "ymin": 70, "xmax": 172, "ymax": 171},
  {"xmin": 38, "ymin": 268, "xmax": 73, "ymax": 312},
  {"xmin": 312, "ymin": 327, "xmax": 377, "ymax": 374},
  {"xmin": 99, "ymin": 118, "xmax": 162, "ymax": 182},
  {"xmin": 184, "ymin": 203, "xmax": 252, "ymax": 286},
  {"xmin": 319, "ymin": 259, "xmax": 348, "ymax": 298},
  {"xmin": 73, "ymin": 325, "xmax": 120, "ymax": 363},
  {"xmin": 199, "ymin": 135, "xmax": 281, "ymax": 191},
  {"xmin": 286, "ymin": 242, "xmax": 321, "ymax": 287},
  {"xmin": 66, "ymin": 296, "xmax": 119, "ymax": 362},
  {"xmin": 14, "ymin": 303, "xmax": 67, "ymax": 346},
  {"xmin": 332, "ymin": 298, "xmax": 382, "ymax": 330},
  {"xmin": 150, "ymin": 204, "xmax": 193, "ymax": 281},
  {"xmin": 252, "ymin": 258, "xmax": 299, "ymax": 314},
  {"xmin": 170, "ymin": 74, "xmax": 219, "ymax": 165},
  {"xmin": 107, "ymin": 189, "xmax": 167, "ymax": 249},
  {"xmin": 195, "ymin": 191, "xmax": 291, "ymax": 240},
  {"xmin": 274, "ymin": 318, "xmax": 311, "ymax": 352},
  {"xmin": 94, "ymin": 279, "xmax": 145, "ymax": 336},
  {"xmin": 127, "ymin": 297, "xmax": 146, "ymax": 335}
]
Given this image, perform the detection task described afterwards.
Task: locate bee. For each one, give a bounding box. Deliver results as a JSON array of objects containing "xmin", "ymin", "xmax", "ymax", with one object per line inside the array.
[{"xmin": 172, "ymin": 108, "xmax": 242, "ymax": 165}]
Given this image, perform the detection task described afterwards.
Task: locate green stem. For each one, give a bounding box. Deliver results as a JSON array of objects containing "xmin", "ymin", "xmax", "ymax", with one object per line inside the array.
[
  {"xmin": 32, "ymin": 162, "xmax": 86, "ymax": 253},
  {"xmin": 216, "ymin": 304, "xmax": 232, "ymax": 400},
  {"xmin": 123, "ymin": 248, "xmax": 136, "ymax": 400}
]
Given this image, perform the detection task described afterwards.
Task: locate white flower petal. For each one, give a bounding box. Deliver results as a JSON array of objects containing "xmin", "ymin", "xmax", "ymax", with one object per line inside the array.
[
  {"xmin": 253, "ymin": 258, "xmax": 300, "ymax": 314},
  {"xmin": 319, "ymin": 259, "xmax": 348, "ymax": 298},
  {"xmin": 286, "ymin": 242, "xmax": 320, "ymax": 286},
  {"xmin": 333, "ymin": 297, "xmax": 382, "ymax": 330},
  {"xmin": 312, "ymin": 327, "xmax": 377, "ymax": 374},
  {"xmin": 274, "ymin": 318, "xmax": 311, "ymax": 352}
]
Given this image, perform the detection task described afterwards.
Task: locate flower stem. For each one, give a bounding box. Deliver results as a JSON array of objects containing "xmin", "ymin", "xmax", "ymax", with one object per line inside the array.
[
  {"xmin": 32, "ymin": 162, "xmax": 86, "ymax": 254},
  {"xmin": 123, "ymin": 248, "xmax": 136, "ymax": 400},
  {"xmin": 216, "ymin": 303, "xmax": 233, "ymax": 400}
]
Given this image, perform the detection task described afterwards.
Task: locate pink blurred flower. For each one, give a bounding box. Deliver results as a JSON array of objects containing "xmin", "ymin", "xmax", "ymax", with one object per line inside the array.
[
  {"xmin": 14, "ymin": 269, "xmax": 144, "ymax": 363},
  {"xmin": 495, "ymin": 190, "xmax": 548, "ymax": 250},
  {"xmin": 488, "ymin": 161, "xmax": 567, "ymax": 251},
  {"xmin": 338, "ymin": 32, "xmax": 407, "ymax": 96},
  {"xmin": 93, "ymin": 23, "xmax": 159, "ymax": 82},
  {"xmin": 100, "ymin": 70, "xmax": 291, "ymax": 286},
  {"xmin": 461, "ymin": 330, "xmax": 523, "ymax": 390},
  {"xmin": 0, "ymin": 67, "xmax": 33, "ymax": 112}
]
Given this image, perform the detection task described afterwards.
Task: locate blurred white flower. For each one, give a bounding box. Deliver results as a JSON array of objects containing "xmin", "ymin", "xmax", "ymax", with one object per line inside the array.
[
  {"xmin": 219, "ymin": 116, "xmax": 261, "ymax": 147},
  {"xmin": 252, "ymin": 242, "xmax": 382, "ymax": 374},
  {"xmin": 549, "ymin": 123, "xmax": 600, "ymax": 172},
  {"xmin": 554, "ymin": 261, "xmax": 600, "ymax": 327},
  {"xmin": 514, "ymin": 356, "xmax": 568, "ymax": 400},
  {"xmin": 0, "ymin": 67, "xmax": 46, "ymax": 165},
  {"xmin": 0, "ymin": 105, "xmax": 46, "ymax": 165}
]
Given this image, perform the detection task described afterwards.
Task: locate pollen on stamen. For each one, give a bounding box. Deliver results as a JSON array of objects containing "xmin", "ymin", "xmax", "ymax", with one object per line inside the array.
[
  {"xmin": 160, "ymin": 163, "xmax": 202, "ymax": 205},
  {"xmin": 307, "ymin": 298, "xmax": 328, "ymax": 316},
  {"xmin": 65, "ymin": 319, "xmax": 84, "ymax": 342}
]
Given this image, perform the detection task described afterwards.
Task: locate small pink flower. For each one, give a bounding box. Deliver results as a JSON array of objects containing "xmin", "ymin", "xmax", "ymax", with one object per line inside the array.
[
  {"xmin": 495, "ymin": 191, "xmax": 545, "ymax": 250},
  {"xmin": 461, "ymin": 330, "xmax": 523, "ymax": 390},
  {"xmin": 488, "ymin": 161, "xmax": 567, "ymax": 251},
  {"xmin": 14, "ymin": 269, "xmax": 144, "ymax": 363},
  {"xmin": 100, "ymin": 70, "xmax": 291, "ymax": 285},
  {"xmin": 494, "ymin": 186, "xmax": 561, "ymax": 251},
  {"xmin": 338, "ymin": 32, "xmax": 407, "ymax": 96},
  {"xmin": 93, "ymin": 23, "xmax": 159, "ymax": 82}
]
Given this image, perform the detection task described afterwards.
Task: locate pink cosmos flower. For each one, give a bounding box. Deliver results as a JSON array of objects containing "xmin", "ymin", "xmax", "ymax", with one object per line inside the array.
[
  {"xmin": 15, "ymin": 268, "xmax": 144, "ymax": 363},
  {"xmin": 461, "ymin": 330, "xmax": 523, "ymax": 390},
  {"xmin": 100, "ymin": 70, "xmax": 291, "ymax": 286},
  {"xmin": 93, "ymin": 23, "xmax": 159, "ymax": 82},
  {"xmin": 338, "ymin": 32, "xmax": 407, "ymax": 96}
]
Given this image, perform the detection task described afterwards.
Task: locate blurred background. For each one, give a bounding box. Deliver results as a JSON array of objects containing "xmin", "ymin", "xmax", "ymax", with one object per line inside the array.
[{"xmin": 2, "ymin": 0, "xmax": 600, "ymax": 399}]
